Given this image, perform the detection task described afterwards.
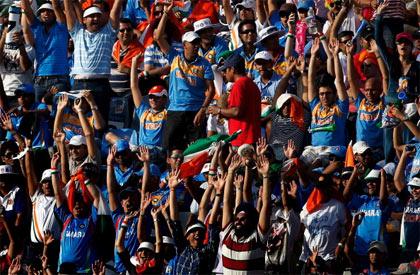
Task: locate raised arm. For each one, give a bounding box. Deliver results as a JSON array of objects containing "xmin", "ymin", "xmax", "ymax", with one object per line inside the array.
[
  {"xmin": 308, "ymin": 37, "xmax": 320, "ymax": 102},
  {"xmin": 329, "ymin": 5, "xmax": 349, "ymax": 39},
  {"xmin": 369, "ymin": 40, "xmax": 389, "ymax": 94},
  {"xmin": 379, "ymin": 169, "xmax": 388, "ymax": 206},
  {"xmin": 168, "ymin": 168, "xmax": 181, "ymax": 221},
  {"xmin": 256, "ymin": 156, "xmax": 272, "ymax": 234},
  {"xmin": 332, "ymin": 40, "xmax": 347, "ymax": 101},
  {"xmin": 53, "ymin": 95, "xmax": 68, "ymax": 135},
  {"xmin": 343, "ymin": 167, "xmax": 358, "ymax": 202},
  {"xmin": 74, "ymin": 98, "xmax": 96, "ymax": 159},
  {"xmin": 82, "ymin": 91, "xmax": 105, "ymax": 131},
  {"xmin": 20, "ymin": 0, "xmax": 36, "ymax": 25},
  {"xmin": 51, "ymin": 153, "xmax": 64, "ymax": 207},
  {"xmin": 222, "ymin": 0, "xmax": 235, "ymax": 25},
  {"xmin": 109, "ymin": 0, "xmax": 124, "ymax": 29},
  {"xmin": 151, "ymin": 207, "xmax": 162, "ymax": 253},
  {"xmin": 345, "ymin": 43, "xmax": 359, "ymax": 100},
  {"xmin": 256, "ymin": 0, "xmax": 267, "ymax": 25},
  {"xmin": 320, "ymin": 35, "xmax": 333, "ymax": 75},
  {"xmin": 234, "ymin": 174, "xmax": 244, "ymax": 207},
  {"xmin": 138, "ymin": 194, "xmax": 150, "ymax": 243},
  {"xmin": 63, "ymin": 0, "xmax": 77, "ymax": 31},
  {"xmin": 106, "ymin": 146, "xmax": 119, "ymax": 212},
  {"xmin": 222, "ymin": 154, "xmax": 241, "ymax": 229},
  {"xmin": 394, "ymin": 146, "xmax": 412, "ymax": 193},
  {"xmin": 131, "ymin": 54, "xmax": 144, "ymax": 108},
  {"xmin": 116, "ymin": 211, "xmax": 139, "ymax": 253},
  {"xmin": 198, "ymin": 176, "xmax": 215, "ymax": 222},
  {"xmin": 390, "ymin": 106, "xmax": 420, "ymax": 140},
  {"xmin": 24, "ymin": 139, "xmax": 38, "ymax": 197},
  {"xmin": 137, "ymin": 146, "xmax": 151, "ymax": 194},
  {"xmin": 272, "ymin": 57, "xmax": 297, "ymax": 104},
  {"xmin": 209, "ymin": 176, "xmax": 224, "ymax": 225},
  {"xmin": 154, "ymin": 3, "xmax": 172, "ymax": 55},
  {"xmin": 0, "ymin": 215, "xmax": 16, "ymax": 259},
  {"xmin": 51, "ymin": 0, "xmax": 66, "ymax": 24},
  {"xmin": 54, "ymin": 130, "xmax": 69, "ymax": 184},
  {"xmin": 284, "ymin": 14, "xmax": 296, "ymax": 59}
]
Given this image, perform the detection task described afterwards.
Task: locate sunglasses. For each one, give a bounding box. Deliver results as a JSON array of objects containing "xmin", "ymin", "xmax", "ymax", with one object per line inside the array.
[
  {"xmin": 240, "ymin": 29, "xmax": 256, "ymax": 35},
  {"xmin": 149, "ymin": 95, "xmax": 164, "ymax": 100},
  {"xmin": 119, "ymin": 28, "xmax": 132, "ymax": 33},
  {"xmin": 170, "ymin": 154, "xmax": 183, "ymax": 160}
]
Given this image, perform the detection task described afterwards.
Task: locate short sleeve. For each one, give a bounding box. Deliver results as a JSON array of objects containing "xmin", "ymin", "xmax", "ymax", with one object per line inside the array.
[
  {"xmin": 337, "ymin": 98, "xmax": 349, "ymax": 115},
  {"xmin": 203, "ymin": 61, "xmax": 214, "ymax": 80},
  {"xmin": 69, "ymin": 21, "xmax": 83, "ymax": 39},
  {"xmin": 167, "ymin": 48, "xmax": 179, "ymax": 64},
  {"xmin": 355, "ymin": 93, "xmax": 364, "ymax": 109},
  {"xmin": 54, "ymin": 204, "xmax": 72, "ymax": 223},
  {"xmin": 347, "ymin": 194, "xmax": 363, "ymax": 211},
  {"xmin": 228, "ymin": 82, "xmax": 244, "ymax": 108},
  {"xmin": 91, "ymin": 206, "xmax": 98, "ymax": 224},
  {"xmin": 309, "ymin": 97, "xmax": 320, "ymax": 111},
  {"xmin": 12, "ymin": 190, "xmax": 26, "ymax": 214},
  {"xmin": 111, "ymin": 207, "xmax": 124, "ymax": 224},
  {"xmin": 134, "ymin": 98, "xmax": 148, "ymax": 120}
]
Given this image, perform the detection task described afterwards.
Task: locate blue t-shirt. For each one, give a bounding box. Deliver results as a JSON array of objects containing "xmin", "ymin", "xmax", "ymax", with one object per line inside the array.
[
  {"xmin": 168, "ymin": 49, "xmax": 214, "ymax": 111},
  {"xmin": 198, "ymin": 36, "xmax": 229, "ymax": 65},
  {"xmin": 309, "ymin": 98, "xmax": 349, "ymax": 146},
  {"xmin": 401, "ymin": 197, "xmax": 420, "ymax": 250},
  {"xmin": 112, "ymin": 208, "xmax": 139, "ymax": 273},
  {"xmin": 7, "ymin": 103, "xmax": 52, "ymax": 148},
  {"xmin": 123, "ymin": 0, "xmax": 148, "ymax": 26},
  {"xmin": 55, "ymin": 205, "xmax": 97, "ymax": 273},
  {"xmin": 134, "ymin": 98, "xmax": 167, "ymax": 147},
  {"xmin": 348, "ymin": 195, "xmax": 392, "ymax": 256},
  {"xmin": 269, "ymin": 14, "xmax": 289, "ymax": 47},
  {"xmin": 234, "ymin": 46, "xmax": 261, "ymax": 80},
  {"xmin": 409, "ymin": 143, "xmax": 420, "ymax": 180},
  {"xmin": 355, "ymin": 94, "xmax": 384, "ymax": 148},
  {"xmin": 254, "ymin": 72, "xmax": 282, "ymax": 100},
  {"xmin": 31, "ymin": 19, "xmax": 69, "ymax": 76}
]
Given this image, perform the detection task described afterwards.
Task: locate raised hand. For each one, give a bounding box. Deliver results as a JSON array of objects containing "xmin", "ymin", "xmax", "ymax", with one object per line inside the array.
[
  {"xmin": 125, "ymin": 210, "xmax": 139, "ymax": 221},
  {"xmin": 256, "ymin": 155, "xmax": 270, "ymax": 176},
  {"xmin": 376, "ymin": 0, "xmax": 389, "ymax": 14},
  {"xmin": 137, "ymin": 146, "xmax": 150, "ymax": 163},
  {"xmin": 0, "ymin": 113, "xmax": 14, "ymax": 132},
  {"xmin": 310, "ymin": 37, "xmax": 320, "ymax": 55},
  {"xmin": 369, "ymin": 39, "xmax": 379, "ymax": 53},
  {"xmin": 107, "ymin": 146, "xmax": 117, "ymax": 166},
  {"xmin": 41, "ymin": 256, "xmax": 48, "ymax": 271},
  {"xmin": 352, "ymin": 212, "xmax": 365, "ymax": 227},
  {"xmin": 330, "ymin": 39, "xmax": 340, "ymax": 55},
  {"xmin": 54, "ymin": 130, "xmax": 66, "ymax": 145},
  {"xmin": 228, "ymin": 154, "xmax": 242, "ymax": 172},
  {"xmin": 233, "ymin": 174, "xmax": 244, "ymax": 189},
  {"xmin": 132, "ymin": 53, "xmax": 143, "ymax": 67},
  {"xmin": 283, "ymin": 139, "xmax": 297, "ymax": 159},
  {"xmin": 141, "ymin": 194, "xmax": 152, "ymax": 212},
  {"xmin": 214, "ymin": 173, "xmax": 227, "ymax": 193},
  {"xmin": 81, "ymin": 90, "xmax": 96, "ymax": 107},
  {"xmin": 256, "ymin": 137, "xmax": 268, "ymax": 156},
  {"xmin": 8, "ymin": 255, "xmax": 22, "ymax": 275},
  {"xmin": 43, "ymin": 230, "xmax": 55, "ymax": 246},
  {"xmin": 345, "ymin": 41, "xmax": 354, "ymax": 55},
  {"xmin": 163, "ymin": 0, "xmax": 174, "ymax": 12},
  {"xmin": 168, "ymin": 168, "xmax": 181, "ymax": 189},
  {"xmin": 288, "ymin": 180, "xmax": 298, "ymax": 198},
  {"xmin": 57, "ymin": 94, "xmax": 69, "ymax": 111},
  {"xmin": 151, "ymin": 207, "xmax": 161, "ymax": 219},
  {"xmin": 92, "ymin": 260, "xmax": 106, "ymax": 275},
  {"xmin": 296, "ymin": 55, "xmax": 305, "ymax": 72},
  {"xmin": 287, "ymin": 13, "xmax": 296, "ymax": 30},
  {"xmin": 51, "ymin": 152, "xmax": 60, "ymax": 169},
  {"xmin": 74, "ymin": 98, "xmax": 85, "ymax": 113}
]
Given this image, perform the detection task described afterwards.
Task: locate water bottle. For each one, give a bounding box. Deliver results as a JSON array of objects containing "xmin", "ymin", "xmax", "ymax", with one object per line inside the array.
[
  {"xmin": 306, "ymin": 7, "xmax": 317, "ymax": 35},
  {"xmin": 5, "ymin": 5, "xmax": 22, "ymax": 44}
]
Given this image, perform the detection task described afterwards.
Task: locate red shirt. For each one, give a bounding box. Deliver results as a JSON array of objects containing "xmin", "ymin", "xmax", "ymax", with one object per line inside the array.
[{"xmin": 228, "ymin": 76, "xmax": 261, "ymax": 147}]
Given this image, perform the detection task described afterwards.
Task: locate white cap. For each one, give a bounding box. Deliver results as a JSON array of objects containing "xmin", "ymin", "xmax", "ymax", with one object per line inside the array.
[
  {"xmin": 0, "ymin": 165, "xmax": 16, "ymax": 175},
  {"xmin": 383, "ymin": 163, "xmax": 396, "ymax": 176},
  {"xmin": 353, "ymin": 141, "xmax": 371, "ymax": 155},
  {"xmin": 83, "ymin": 6, "xmax": 103, "ymax": 18},
  {"xmin": 36, "ymin": 3, "xmax": 53, "ymax": 16},
  {"xmin": 40, "ymin": 169, "xmax": 53, "ymax": 183},
  {"xmin": 235, "ymin": 0, "xmax": 256, "ymax": 10},
  {"xmin": 200, "ymin": 163, "xmax": 211, "ymax": 174},
  {"xmin": 182, "ymin": 31, "xmax": 200, "ymax": 43},
  {"xmin": 69, "ymin": 135, "xmax": 87, "ymax": 146},
  {"xmin": 162, "ymin": 236, "xmax": 175, "ymax": 245},
  {"xmin": 137, "ymin": 241, "xmax": 155, "ymax": 252},
  {"xmin": 237, "ymin": 144, "xmax": 254, "ymax": 157},
  {"xmin": 254, "ymin": 51, "xmax": 274, "ymax": 62},
  {"xmin": 193, "ymin": 18, "xmax": 215, "ymax": 33},
  {"xmin": 365, "ymin": 169, "xmax": 380, "ymax": 181},
  {"xmin": 255, "ymin": 26, "xmax": 283, "ymax": 45},
  {"xmin": 185, "ymin": 222, "xmax": 206, "ymax": 235},
  {"xmin": 408, "ymin": 177, "xmax": 420, "ymax": 187},
  {"xmin": 276, "ymin": 93, "xmax": 301, "ymax": 111}
]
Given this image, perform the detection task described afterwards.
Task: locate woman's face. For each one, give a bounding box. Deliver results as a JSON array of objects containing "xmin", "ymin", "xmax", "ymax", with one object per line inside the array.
[{"xmin": 396, "ymin": 40, "xmax": 413, "ymax": 57}]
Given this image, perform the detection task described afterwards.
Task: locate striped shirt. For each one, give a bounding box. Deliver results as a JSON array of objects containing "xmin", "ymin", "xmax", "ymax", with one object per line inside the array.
[
  {"xmin": 222, "ymin": 223, "xmax": 266, "ymax": 274},
  {"xmin": 70, "ymin": 21, "xmax": 117, "ymax": 78},
  {"xmin": 381, "ymin": 0, "xmax": 405, "ymax": 20},
  {"xmin": 144, "ymin": 43, "xmax": 183, "ymax": 69}
]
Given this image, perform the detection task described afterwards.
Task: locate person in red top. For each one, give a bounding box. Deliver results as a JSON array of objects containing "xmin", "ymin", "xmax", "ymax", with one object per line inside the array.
[{"xmin": 208, "ymin": 54, "xmax": 261, "ymax": 147}]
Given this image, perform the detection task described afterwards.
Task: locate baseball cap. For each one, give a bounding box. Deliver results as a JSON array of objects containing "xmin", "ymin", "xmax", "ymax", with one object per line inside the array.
[
  {"xmin": 254, "ymin": 51, "xmax": 274, "ymax": 62},
  {"xmin": 15, "ymin": 84, "xmax": 35, "ymax": 96},
  {"xmin": 83, "ymin": 6, "xmax": 103, "ymax": 18},
  {"xmin": 0, "ymin": 165, "xmax": 17, "ymax": 175},
  {"xmin": 297, "ymin": 0, "xmax": 315, "ymax": 11},
  {"xmin": 235, "ymin": 0, "xmax": 256, "ymax": 10},
  {"xmin": 275, "ymin": 93, "xmax": 301, "ymax": 112},
  {"xmin": 368, "ymin": 241, "xmax": 388, "ymax": 254},
  {"xmin": 352, "ymin": 141, "xmax": 371, "ymax": 155},
  {"xmin": 36, "ymin": 3, "xmax": 54, "ymax": 16},
  {"xmin": 115, "ymin": 139, "xmax": 130, "ymax": 153},
  {"xmin": 137, "ymin": 241, "xmax": 155, "ymax": 252},
  {"xmin": 193, "ymin": 18, "xmax": 216, "ymax": 33},
  {"xmin": 237, "ymin": 143, "xmax": 254, "ymax": 157},
  {"xmin": 40, "ymin": 169, "xmax": 53, "ymax": 183},
  {"xmin": 396, "ymin": 32, "xmax": 413, "ymax": 44},
  {"xmin": 365, "ymin": 169, "xmax": 380, "ymax": 181},
  {"xmin": 182, "ymin": 31, "xmax": 200, "ymax": 43},
  {"xmin": 382, "ymin": 162, "xmax": 396, "ymax": 177},
  {"xmin": 408, "ymin": 177, "xmax": 420, "ymax": 187},
  {"xmin": 255, "ymin": 26, "xmax": 284, "ymax": 45},
  {"xmin": 185, "ymin": 222, "xmax": 206, "ymax": 235},
  {"xmin": 148, "ymin": 85, "xmax": 168, "ymax": 97},
  {"xmin": 69, "ymin": 135, "xmax": 87, "ymax": 146},
  {"xmin": 217, "ymin": 54, "xmax": 244, "ymax": 71},
  {"xmin": 119, "ymin": 186, "xmax": 139, "ymax": 200}
]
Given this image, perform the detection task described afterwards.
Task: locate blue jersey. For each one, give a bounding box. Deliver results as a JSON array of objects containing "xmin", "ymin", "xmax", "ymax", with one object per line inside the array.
[
  {"xmin": 55, "ymin": 205, "xmax": 97, "ymax": 273},
  {"xmin": 355, "ymin": 94, "xmax": 384, "ymax": 148},
  {"xmin": 409, "ymin": 143, "xmax": 420, "ymax": 180},
  {"xmin": 198, "ymin": 36, "xmax": 229, "ymax": 65},
  {"xmin": 135, "ymin": 98, "xmax": 167, "ymax": 147},
  {"xmin": 254, "ymin": 72, "xmax": 282, "ymax": 100},
  {"xmin": 112, "ymin": 208, "xmax": 139, "ymax": 273},
  {"xmin": 309, "ymin": 98, "xmax": 349, "ymax": 146},
  {"xmin": 234, "ymin": 46, "xmax": 261, "ymax": 80},
  {"xmin": 168, "ymin": 49, "xmax": 214, "ymax": 111},
  {"xmin": 123, "ymin": 0, "xmax": 148, "ymax": 26},
  {"xmin": 348, "ymin": 195, "xmax": 392, "ymax": 256}
]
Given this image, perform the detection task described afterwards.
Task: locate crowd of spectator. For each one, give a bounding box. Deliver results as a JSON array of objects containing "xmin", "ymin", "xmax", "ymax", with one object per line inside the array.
[{"xmin": 0, "ymin": 0, "xmax": 419, "ymax": 273}]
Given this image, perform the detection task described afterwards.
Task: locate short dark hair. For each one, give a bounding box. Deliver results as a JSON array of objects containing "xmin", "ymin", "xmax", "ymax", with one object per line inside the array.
[
  {"xmin": 238, "ymin": 19, "xmax": 256, "ymax": 33},
  {"xmin": 93, "ymin": 0, "xmax": 110, "ymax": 12},
  {"xmin": 232, "ymin": 56, "xmax": 246, "ymax": 75},
  {"xmin": 337, "ymin": 30, "xmax": 354, "ymax": 40},
  {"xmin": 315, "ymin": 73, "xmax": 337, "ymax": 94},
  {"xmin": 119, "ymin": 18, "xmax": 134, "ymax": 28}
]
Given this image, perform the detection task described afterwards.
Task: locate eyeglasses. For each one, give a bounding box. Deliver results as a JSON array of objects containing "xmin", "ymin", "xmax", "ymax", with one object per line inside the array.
[
  {"xmin": 119, "ymin": 28, "xmax": 132, "ymax": 33},
  {"xmin": 240, "ymin": 29, "xmax": 256, "ymax": 35},
  {"xmin": 170, "ymin": 155, "xmax": 183, "ymax": 160},
  {"xmin": 411, "ymin": 186, "xmax": 420, "ymax": 190},
  {"xmin": 149, "ymin": 95, "xmax": 163, "ymax": 100},
  {"xmin": 339, "ymin": 39, "xmax": 351, "ymax": 44}
]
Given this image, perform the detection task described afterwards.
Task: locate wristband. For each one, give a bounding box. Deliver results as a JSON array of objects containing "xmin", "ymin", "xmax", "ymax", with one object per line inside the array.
[
  {"xmin": 91, "ymin": 105, "xmax": 98, "ymax": 111},
  {"xmin": 319, "ymin": 35, "xmax": 327, "ymax": 41},
  {"xmin": 153, "ymin": 218, "xmax": 159, "ymax": 222},
  {"xmin": 50, "ymin": 167, "xmax": 57, "ymax": 171},
  {"xmin": 338, "ymin": 242, "xmax": 344, "ymax": 248},
  {"xmin": 263, "ymin": 175, "xmax": 269, "ymax": 179},
  {"xmin": 286, "ymin": 33, "xmax": 295, "ymax": 38},
  {"xmin": 215, "ymin": 193, "xmax": 222, "ymax": 197},
  {"xmin": 121, "ymin": 224, "xmax": 128, "ymax": 229},
  {"xmin": 84, "ymin": 180, "xmax": 92, "ymax": 186},
  {"xmin": 51, "ymin": 171, "xmax": 59, "ymax": 175}
]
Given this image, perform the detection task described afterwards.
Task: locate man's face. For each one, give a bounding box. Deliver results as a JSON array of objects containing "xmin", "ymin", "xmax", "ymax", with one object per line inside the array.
[
  {"xmin": 121, "ymin": 193, "xmax": 139, "ymax": 213},
  {"xmin": 366, "ymin": 180, "xmax": 378, "ymax": 195},
  {"xmin": 1, "ymin": 150, "xmax": 15, "ymax": 166},
  {"xmin": 83, "ymin": 13, "xmax": 102, "ymax": 32},
  {"xmin": 183, "ymin": 40, "xmax": 200, "ymax": 57},
  {"xmin": 137, "ymin": 249, "xmax": 154, "ymax": 264},
  {"xmin": 279, "ymin": 11, "xmax": 291, "ymax": 24},
  {"xmin": 167, "ymin": 150, "xmax": 183, "ymax": 170},
  {"xmin": 197, "ymin": 28, "xmax": 214, "ymax": 45},
  {"xmin": 414, "ymin": 38, "xmax": 420, "ymax": 51},
  {"xmin": 186, "ymin": 229, "xmax": 205, "ymax": 248},
  {"xmin": 17, "ymin": 94, "xmax": 34, "ymax": 108},
  {"xmin": 69, "ymin": 144, "xmax": 88, "ymax": 162},
  {"xmin": 330, "ymin": 0, "xmax": 342, "ymax": 12},
  {"xmin": 39, "ymin": 9, "xmax": 56, "ymax": 25},
  {"xmin": 238, "ymin": 7, "xmax": 254, "ymax": 21},
  {"xmin": 239, "ymin": 23, "xmax": 257, "ymax": 45},
  {"xmin": 118, "ymin": 22, "xmax": 134, "ymax": 44},
  {"xmin": 72, "ymin": 201, "xmax": 86, "ymax": 218},
  {"xmin": 234, "ymin": 211, "xmax": 250, "ymax": 232},
  {"xmin": 410, "ymin": 185, "xmax": 420, "ymax": 200},
  {"xmin": 41, "ymin": 181, "xmax": 54, "ymax": 196},
  {"xmin": 318, "ymin": 86, "xmax": 335, "ymax": 107},
  {"xmin": 149, "ymin": 95, "xmax": 167, "ymax": 110},
  {"xmin": 338, "ymin": 35, "xmax": 353, "ymax": 52},
  {"xmin": 355, "ymin": 150, "xmax": 373, "ymax": 167},
  {"xmin": 255, "ymin": 59, "xmax": 273, "ymax": 78},
  {"xmin": 115, "ymin": 150, "xmax": 132, "ymax": 166},
  {"xmin": 368, "ymin": 250, "xmax": 384, "ymax": 265},
  {"xmin": 280, "ymin": 100, "xmax": 291, "ymax": 117},
  {"xmin": 364, "ymin": 78, "xmax": 381, "ymax": 103},
  {"xmin": 396, "ymin": 40, "xmax": 413, "ymax": 57},
  {"xmin": 223, "ymin": 67, "xmax": 235, "ymax": 82}
]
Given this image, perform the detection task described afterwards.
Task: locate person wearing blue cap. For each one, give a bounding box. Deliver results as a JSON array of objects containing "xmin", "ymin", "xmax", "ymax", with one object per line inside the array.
[{"xmin": 111, "ymin": 139, "xmax": 142, "ymax": 188}]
